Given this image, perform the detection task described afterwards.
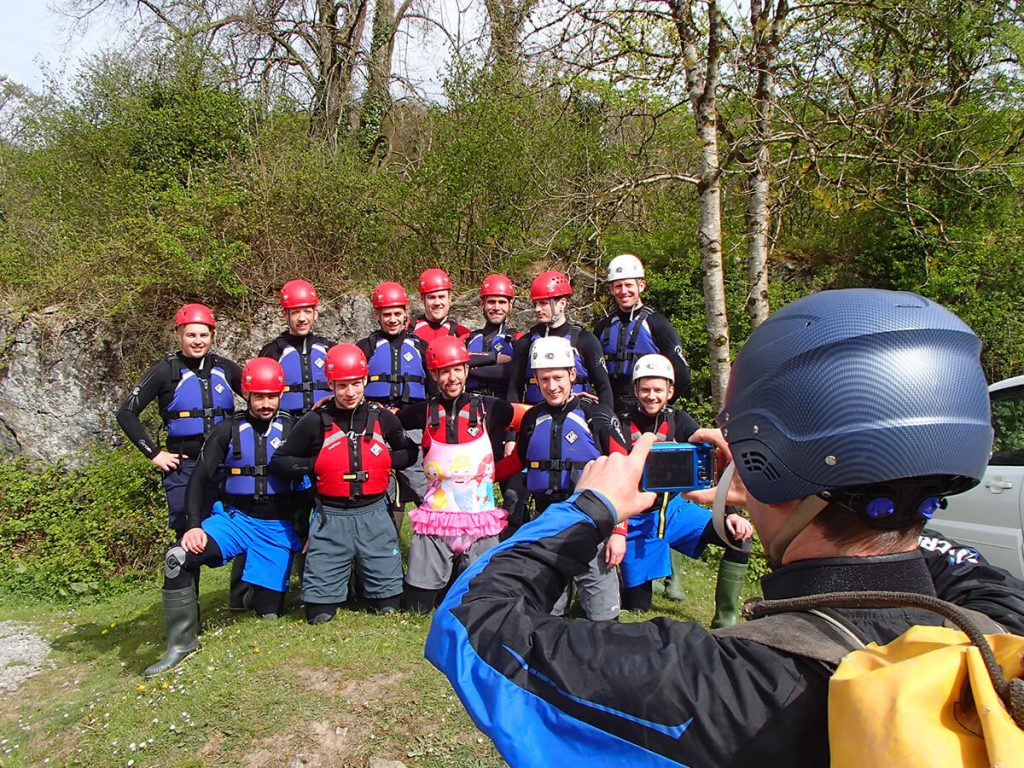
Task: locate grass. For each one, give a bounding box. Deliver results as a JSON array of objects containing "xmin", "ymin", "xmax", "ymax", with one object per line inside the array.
[{"xmin": 0, "ymin": 547, "xmax": 759, "ymax": 767}]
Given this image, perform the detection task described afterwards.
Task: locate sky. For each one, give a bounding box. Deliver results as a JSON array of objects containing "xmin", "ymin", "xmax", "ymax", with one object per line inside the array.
[
  {"xmin": 0, "ymin": 1, "xmax": 125, "ymax": 92},
  {"xmin": 0, "ymin": 1, "xmax": 473, "ymax": 99}
]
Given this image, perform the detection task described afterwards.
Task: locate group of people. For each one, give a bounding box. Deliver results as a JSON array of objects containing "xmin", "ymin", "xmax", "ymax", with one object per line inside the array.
[{"xmin": 119, "ymin": 255, "xmax": 745, "ymax": 677}]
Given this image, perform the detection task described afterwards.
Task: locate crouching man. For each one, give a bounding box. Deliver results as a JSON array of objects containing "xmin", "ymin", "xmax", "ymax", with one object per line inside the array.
[{"xmin": 146, "ymin": 358, "xmax": 307, "ymax": 677}]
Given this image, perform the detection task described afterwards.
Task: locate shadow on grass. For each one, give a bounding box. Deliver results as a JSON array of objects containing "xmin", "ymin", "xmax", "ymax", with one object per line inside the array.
[{"xmin": 47, "ymin": 584, "xmax": 264, "ymax": 676}]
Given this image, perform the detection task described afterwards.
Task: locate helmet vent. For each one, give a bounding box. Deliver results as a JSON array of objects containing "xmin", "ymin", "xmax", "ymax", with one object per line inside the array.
[{"xmin": 740, "ymin": 450, "xmax": 781, "ymax": 481}]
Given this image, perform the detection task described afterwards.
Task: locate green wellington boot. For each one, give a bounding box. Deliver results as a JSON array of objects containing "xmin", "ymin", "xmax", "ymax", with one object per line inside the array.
[
  {"xmin": 665, "ymin": 551, "xmax": 686, "ymax": 601},
  {"xmin": 144, "ymin": 586, "xmax": 199, "ymax": 677},
  {"xmin": 710, "ymin": 559, "xmax": 748, "ymax": 629}
]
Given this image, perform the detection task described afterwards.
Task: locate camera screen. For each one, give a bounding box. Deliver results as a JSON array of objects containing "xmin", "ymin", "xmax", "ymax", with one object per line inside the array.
[{"xmin": 644, "ymin": 449, "xmax": 696, "ymax": 490}]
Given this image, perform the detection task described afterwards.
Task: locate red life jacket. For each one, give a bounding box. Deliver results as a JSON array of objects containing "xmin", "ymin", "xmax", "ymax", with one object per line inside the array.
[
  {"xmin": 628, "ymin": 410, "xmax": 675, "ymax": 444},
  {"xmin": 313, "ymin": 405, "xmax": 391, "ymax": 497},
  {"xmin": 423, "ymin": 394, "xmax": 487, "ymax": 450}
]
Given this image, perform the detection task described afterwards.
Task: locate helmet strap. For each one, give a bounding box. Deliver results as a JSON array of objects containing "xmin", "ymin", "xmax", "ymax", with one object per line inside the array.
[
  {"xmin": 712, "ymin": 463, "xmax": 752, "ymax": 554},
  {"xmin": 766, "ymin": 493, "xmax": 830, "ymax": 566}
]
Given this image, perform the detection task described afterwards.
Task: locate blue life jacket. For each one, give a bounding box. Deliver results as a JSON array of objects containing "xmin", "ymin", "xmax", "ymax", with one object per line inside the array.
[
  {"xmin": 599, "ymin": 306, "xmax": 659, "ymax": 379},
  {"xmin": 162, "ymin": 356, "xmax": 235, "ymax": 439},
  {"xmin": 273, "ymin": 336, "xmax": 332, "ymax": 414},
  {"xmin": 525, "ymin": 401, "xmax": 600, "ymax": 495},
  {"xmin": 523, "ymin": 326, "xmax": 589, "ymax": 405},
  {"xmin": 223, "ymin": 413, "xmax": 294, "ymax": 500},
  {"xmin": 466, "ymin": 324, "xmax": 517, "ymax": 395},
  {"xmin": 364, "ymin": 334, "xmax": 427, "ymax": 404}
]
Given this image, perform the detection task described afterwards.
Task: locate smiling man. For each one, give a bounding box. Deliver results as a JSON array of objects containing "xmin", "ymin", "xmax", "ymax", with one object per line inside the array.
[
  {"xmin": 397, "ymin": 336, "xmax": 514, "ymax": 612},
  {"xmin": 145, "ymin": 358, "xmax": 307, "ymax": 676},
  {"xmin": 593, "ymin": 254, "xmax": 691, "ymax": 414},
  {"xmin": 117, "ymin": 303, "xmax": 242, "ymax": 539},
  {"xmin": 411, "ymin": 268, "xmax": 470, "ymax": 342}
]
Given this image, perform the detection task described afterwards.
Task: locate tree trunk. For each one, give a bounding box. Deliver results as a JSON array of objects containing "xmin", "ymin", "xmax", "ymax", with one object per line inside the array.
[
  {"xmin": 672, "ymin": 0, "xmax": 731, "ymax": 410},
  {"xmin": 358, "ymin": 0, "xmax": 410, "ymax": 159},
  {"xmin": 743, "ymin": 0, "xmax": 787, "ymax": 329},
  {"xmin": 484, "ymin": 0, "xmax": 537, "ymax": 73}
]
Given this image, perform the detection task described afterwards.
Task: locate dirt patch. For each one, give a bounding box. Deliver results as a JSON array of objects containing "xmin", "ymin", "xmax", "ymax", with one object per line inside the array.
[{"xmin": 234, "ymin": 668, "xmax": 413, "ymax": 768}]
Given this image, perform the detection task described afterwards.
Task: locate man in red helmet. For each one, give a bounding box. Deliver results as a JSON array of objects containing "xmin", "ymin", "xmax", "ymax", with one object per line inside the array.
[
  {"xmin": 506, "ymin": 270, "xmax": 613, "ymax": 408},
  {"xmin": 242, "ymin": 280, "xmax": 337, "ymax": 608},
  {"xmin": 271, "ymin": 344, "xmax": 417, "ymax": 622},
  {"xmin": 117, "ymin": 303, "xmax": 243, "ymax": 539},
  {"xmin": 357, "ymin": 282, "xmax": 434, "ymax": 525},
  {"xmin": 464, "ymin": 274, "xmax": 520, "ymax": 398},
  {"xmin": 411, "ymin": 268, "xmax": 470, "ymax": 343},
  {"xmin": 145, "ymin": 358, "xmax": 309, "ymax": 677},
  {"xmin": 397, "ymin": 336, "xmax": 515, "ymax": 612}
]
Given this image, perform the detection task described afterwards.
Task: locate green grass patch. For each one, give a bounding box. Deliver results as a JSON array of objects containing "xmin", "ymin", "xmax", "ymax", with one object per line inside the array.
[{"xmin": 0, "ymin": 546, "xmax": 759, "ymax": 766}]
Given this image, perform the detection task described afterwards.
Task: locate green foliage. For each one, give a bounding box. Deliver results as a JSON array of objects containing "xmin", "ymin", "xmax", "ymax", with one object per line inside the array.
[{"xmin": 0, "ymin": 447, "xmax": 167, "ymax": 600}]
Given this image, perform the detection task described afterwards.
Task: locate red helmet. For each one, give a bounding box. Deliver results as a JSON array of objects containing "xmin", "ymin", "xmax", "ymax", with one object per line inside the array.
[
  {"xmin": 325, "ymin": 344, "xmax": 368, "ymax": 381},
  {"xmin": 241, "ymin": 357, "xmax": 286, "ymax": 395},
  {"xmin": 372, "ymin": 281, "xmax": 409, "ymax": 309},
  {"xmin": 280, "ymin": 279, "xmax": 319, "ymax": 309},
  {"xmin": 480, "ymin": 274, "xmax": 515, "ymax": 299},
  {"xmin": 175, "ymin": 303, "xmax": 216, "ymax": 329},
  {"xmin": 530, "ymin": 271, "xmax": 573, "ymax": 301},
  {"xmin": 418, "ymin": 268, "xmax": 452, "ymax": 295},
  {"xmin": 426, "ymin": 336, "xmax": 470, "ymax": 371}
]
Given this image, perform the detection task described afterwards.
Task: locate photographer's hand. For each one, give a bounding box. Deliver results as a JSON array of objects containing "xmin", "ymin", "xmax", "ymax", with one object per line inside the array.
[{"xmin": 576, "ymin": 432, "xmax": 659, "ymax": 522}]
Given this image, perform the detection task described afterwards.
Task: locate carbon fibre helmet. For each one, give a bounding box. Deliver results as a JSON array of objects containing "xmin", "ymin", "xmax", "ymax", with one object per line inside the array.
[
  {"xmin": 530, "ymin": 271, "xmax": 573, "ymax": 301},
  {"xmin": 480, "ymin": 274, "xmax": 515, "ymax": 299},
  {"xmin": 280, "ymin": 279, "xmax": 319, "ymax": 309},
  {"xmin": 325, "ymin": 344, "xmax": 369, "ymax": 381},
  {"xmin": 241, "ymin": 358, "xmax": 286, "ymax": 395},
  {"xmin": 372, "ymin": 282, "xmax": 409, "ymax": 309},
  {"xmin": 175, "ymin": 303, "xmax": 216, "ymax": 329},
  {"xmin": 719, "ymin": 289, "xmax": 992, "ymax": 506},
  {"xmin": 632, "ymin": 354, "xmax": 674, "ymax": 383},
  {"xmin": 606, "ymin": 254, "xmax": 645, "ymax": 282},
  {"xmin": 418, "ymin": 268, "xmax": 452, "ymax": 295},
  {"xmin": 426, "ymin": 336, "xmax": 470, "ymax": 371}
]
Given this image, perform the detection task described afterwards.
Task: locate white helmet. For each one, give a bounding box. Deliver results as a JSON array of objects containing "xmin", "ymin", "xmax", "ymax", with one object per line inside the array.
[
  {"xmin": 606, "ymin": 253, "xmax": 645, "ymax": 282},
  {"xmin": 632, "ymin": 354, "xmax": 674, "ymax": 383},
  {"xmin": 530, "ymin": 336, "xmax": 575, "ymax": 371}
]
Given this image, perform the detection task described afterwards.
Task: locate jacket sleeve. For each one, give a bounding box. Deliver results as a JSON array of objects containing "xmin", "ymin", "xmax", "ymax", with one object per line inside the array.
[
  {"xmin": 425, "ymin": 490, "xmax": 818, "ymax": 767},
  {"xmin": 649, "ymin": 313, "xmax": 691, "ymax": 398},
  {"xmin": 919, "ymin": 528, "xmax": 1024, "ymax": 634},
  {"xmin": 577, "ymin": 332, "xmax": 614, "ymax": 407},
  {"xmin": 115, "ymin": 359, "xmax": 170, "ymax": 459},
  {"xmin": 381, "ymin": 409, "xmax": 418, "ymax": 470},
  {"xmin": 506, "ymin": 334, "xmax": 532, "ymax": 403},
  {"xmin": 268, "ymin": 411, "xmax": 322, "ymax": 478},
  {"xmin": 184, "ymin": 420, "xmax": 231, "ymax": 529}
]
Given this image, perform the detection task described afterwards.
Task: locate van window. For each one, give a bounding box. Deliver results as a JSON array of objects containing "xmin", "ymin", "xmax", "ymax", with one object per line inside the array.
[{"xmin": 990, "ymin": 386, "xmax": 1024, "ymax": 466}]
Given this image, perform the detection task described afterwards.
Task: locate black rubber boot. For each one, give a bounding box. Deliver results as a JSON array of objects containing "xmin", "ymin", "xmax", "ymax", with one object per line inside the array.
[
  {"xmin": 710, "ymin": 559, "xmax": 748, "ymax": 629},
  {"xmin": 228, "ymin": 554, "xmax": 250, "ymax": 610},
  {"xmin": 305, "ymin": 602, "xmax": 337, "ymax": 625},
  {"xmin": 369, "ymin": 595, "xmax": 401, "ymax": 615},
  {"xmin": 403, "ymin": 583, "xmax": 438, "ymax": 614},
  {"xmin": 144, "ymin": 587, "xmax": 199, "ymax": 677}
]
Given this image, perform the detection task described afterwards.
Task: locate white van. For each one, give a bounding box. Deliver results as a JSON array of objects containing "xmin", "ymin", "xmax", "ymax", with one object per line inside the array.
[{"xmin": 932, "ymin": 375, "xmax": 1024, "ymax": 578}]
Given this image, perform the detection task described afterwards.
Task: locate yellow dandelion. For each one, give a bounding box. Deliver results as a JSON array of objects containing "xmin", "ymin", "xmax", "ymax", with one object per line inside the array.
[
  {"xmin": 101, "ymin": 629, "xmax": 108, "ymax": 635},
  {"xmin": 109, "ymin": 623, "xmax": 117, "ymax": 629},
  {"xmin": 162, "ymin": 682, "xmax": 169, "ymax": 690},
  {"xmin": 137, "ymin": 684, "xmax": 146, "ymax": 692}
]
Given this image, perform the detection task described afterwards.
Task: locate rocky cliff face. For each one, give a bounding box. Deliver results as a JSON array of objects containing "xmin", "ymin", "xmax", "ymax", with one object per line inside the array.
[{"xmin": 0, "ymin": 292, "xmax": 555, "ymax": 462}]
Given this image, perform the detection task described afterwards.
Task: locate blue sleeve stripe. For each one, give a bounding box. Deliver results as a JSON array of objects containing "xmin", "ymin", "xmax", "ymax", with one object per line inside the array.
[
  {"xmin": 500, "ymin": 644, "xmax": 693, "ymax": 739},
  {"xmin": 426, "ymin": 597, "xmax": 691, "ymax": 768}
]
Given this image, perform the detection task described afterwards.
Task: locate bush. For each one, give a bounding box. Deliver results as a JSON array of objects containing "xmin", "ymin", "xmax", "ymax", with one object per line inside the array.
[{"xmin": 0, "ymin": 447, "xmax": 168, "ymax": 600}]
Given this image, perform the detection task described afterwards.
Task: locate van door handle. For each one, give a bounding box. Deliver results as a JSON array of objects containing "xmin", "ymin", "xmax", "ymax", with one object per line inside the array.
[{"xmin": 985, "ymin": 477, "xmax": 1014, "ymax": 492}]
